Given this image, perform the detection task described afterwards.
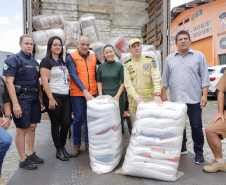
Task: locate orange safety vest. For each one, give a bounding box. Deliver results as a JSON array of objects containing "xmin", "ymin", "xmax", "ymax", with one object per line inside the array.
[{"xmin": 69, "ymin": 50, "xmax": 97, "ymax": 96}]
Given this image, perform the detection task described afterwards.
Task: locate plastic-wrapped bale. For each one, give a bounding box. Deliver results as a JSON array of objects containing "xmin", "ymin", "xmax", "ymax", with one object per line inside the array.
[
  {"xmin": 87, "ymin": 95, "xmax": 123, "ymax": 174},
  {"xmin": 67, "ymin": 49, "xmax": 95, "ymax": 56},
  {"xmin": 79, "ymin": 14, "xmax": 100, "ymax": 45},
  {"xmin": 64, "ymin": 21, "xmax": 81, "ymax": 48},
  {"xmin": 107, "ymin": 37, "xmax": 129, "ymax": 57},
  {"xmin": 120, "ymin": 53, "xmax": 133, "ymax": 65},
  {"xmin": 35, "ymin": 45, "xmax": 66, "ymax": 61},
  {"xmin": 117, "ymin": 101, "xmax": 187, "ymax": 181},
  {"xmin": 142, "ymin": 45, "xmax": 162, "ymax": 73},
  {"xmin": 33, "ymin": 28, "xmax": 65, "ymax": 46},
  {"xmin": 92, "ymin": 42, "xmax": 105, "ymax": 64},
  {"xmin": 32, "ymin": 14, "xmax": 65, "ymax": 31}
]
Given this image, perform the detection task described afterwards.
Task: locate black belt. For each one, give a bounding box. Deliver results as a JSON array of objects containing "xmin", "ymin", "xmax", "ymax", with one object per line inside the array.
[{"xmin": 21, "ymin": 88, "xmax": 39, "ymax": 93}]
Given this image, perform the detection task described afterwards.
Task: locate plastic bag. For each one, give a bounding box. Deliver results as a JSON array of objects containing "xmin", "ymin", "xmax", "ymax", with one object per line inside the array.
[
  {"xmin": 106, "ymin": 37, "xmax": 129, "ymax": 57},
  {"xmin": 32, "ymin": 14, "xmax": 65, "ymax": 31},
  {"xmin": 87, "ymin": 95, "xmax": 123, "ymax": 174},
  {"xmin": 33, "ymin": 28, "xmax": 65, "ymax": 46},
  {"xmin": 142, "ymin": 45, "xmax": 162, "ymax": 73},
  {"xmin": 35, "ymin": 45, "xmax": 66, "ymax": 61},
  {"xmin": 120, "ymin": 53, "xmax": 133, "ymax": 65},
  {"xmin": 79, "ymin": 14, "xmax": 100, "ymax": 45},
  {"xmin": 64, "ymin": 21, "xmax": 81, "ymax": 48},
  {"xmin": 117, "ymin": 101, "xmax": 187, "ymax": 181},
  {"xmin": 92, "ymin": 42, "xmax": 106, "ymax": 64}
]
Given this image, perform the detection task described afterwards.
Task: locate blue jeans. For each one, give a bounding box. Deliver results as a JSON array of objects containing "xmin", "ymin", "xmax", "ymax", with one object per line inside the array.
[
  {"xmin": 71, "ymin": 96, "xmax": 88, "ymax": 146},
  {"xmin": 182, "ymin": 103, "xmax": 204, "ymax": 157},
  {"xmin": 0, "ymin": 126, "xmax": 12, "ymax": 175}
]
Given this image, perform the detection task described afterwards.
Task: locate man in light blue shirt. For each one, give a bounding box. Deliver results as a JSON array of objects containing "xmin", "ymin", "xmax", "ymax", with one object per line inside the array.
[{"xmin": 162, "ymin": 30, "xmax": 210, "ymax": 164}]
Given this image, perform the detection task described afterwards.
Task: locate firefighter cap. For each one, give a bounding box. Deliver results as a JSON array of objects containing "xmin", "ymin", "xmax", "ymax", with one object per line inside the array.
[{"xmin": 129, "ymin": 38, "xmax": 141, "ymax": 46}]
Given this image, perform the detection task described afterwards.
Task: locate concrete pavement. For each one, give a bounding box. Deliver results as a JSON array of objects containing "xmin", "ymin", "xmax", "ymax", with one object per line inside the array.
[{"xmin": 1, "ymin": 97, "xmax": 226, "ymax": 183}]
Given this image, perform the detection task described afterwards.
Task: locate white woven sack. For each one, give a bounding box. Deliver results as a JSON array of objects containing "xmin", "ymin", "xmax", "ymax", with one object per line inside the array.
[
  {"xmin": 87, "ymin": 95, "xmax": 123, "ymax": 175},
  {"xmin": 117, "ymin": 101, "xmax": 186, "ymax": 181}
]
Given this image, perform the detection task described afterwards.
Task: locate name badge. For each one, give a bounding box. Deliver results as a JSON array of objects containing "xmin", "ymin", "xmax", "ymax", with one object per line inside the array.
[{"xmin": 63, "ymin": 78, "xmax": 68, "ymax": 85}]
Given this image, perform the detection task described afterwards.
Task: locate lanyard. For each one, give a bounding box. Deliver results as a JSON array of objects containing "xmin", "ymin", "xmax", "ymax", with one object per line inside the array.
[{"xmin": 52, "ymin": 57, "xmax": 66, "ymax": 77}]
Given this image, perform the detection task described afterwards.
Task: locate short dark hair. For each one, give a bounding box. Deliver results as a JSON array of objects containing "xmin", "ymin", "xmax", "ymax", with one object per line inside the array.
[
  {"xmin": 175, "ymin": 30, "xmax": 191, "ymax": 43},
  {"xmin": 103, "ymin": 45, "xmax": 115, "ymax": 62},
  {"xmin": 19, "ymin": 34, "xmax": 33, "ymax": 43},
  {"xmin": 46, "ymin": 36, "xmax": 64, "ymax": 62}
]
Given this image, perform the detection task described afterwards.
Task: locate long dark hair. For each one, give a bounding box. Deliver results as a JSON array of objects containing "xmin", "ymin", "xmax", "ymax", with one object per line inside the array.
[
  {"xmin": 46, "ymin": 36, "xmax": 64, "ymax": 62},
  {"xmin": 103, "ymin": 45, "xmax": 115, "ymax": 62}
]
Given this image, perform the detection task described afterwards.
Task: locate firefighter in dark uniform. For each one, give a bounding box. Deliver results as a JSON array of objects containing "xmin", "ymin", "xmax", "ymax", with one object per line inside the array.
[{"xmin": 3, "ymin": 34, "xmax": 43, "ymax": 170}]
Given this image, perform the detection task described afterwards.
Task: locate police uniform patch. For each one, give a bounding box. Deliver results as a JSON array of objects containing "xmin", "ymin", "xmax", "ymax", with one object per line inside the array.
[
  {"xmin": 88, "ymin": 59, "xmax": 92, "ymax": 62},
  {"xmin": 143, "ymin": 63, "xmax": 150, "ymax": 71},
  {"xmin": 3, "ymin": 64, "xmax": 9, "ymax": 71},
  {"xmin": 36, "ymin": 66, "xmax": 40, "ymax": 72}
]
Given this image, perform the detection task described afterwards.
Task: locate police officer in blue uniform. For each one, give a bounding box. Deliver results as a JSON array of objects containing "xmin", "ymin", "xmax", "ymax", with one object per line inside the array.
[{"xmin": 3, "ymin": 34, "xmax": 44, "ymax": 170}]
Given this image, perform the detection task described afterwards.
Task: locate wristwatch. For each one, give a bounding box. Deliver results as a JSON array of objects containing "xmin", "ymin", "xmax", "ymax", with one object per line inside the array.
[
  {"xmin": 154, "ymin": 92, "xmax": 161, "ymax": 97},
  {"xmin": 5, "ymin": 115, "xmax": 12, "ymax": 120}
]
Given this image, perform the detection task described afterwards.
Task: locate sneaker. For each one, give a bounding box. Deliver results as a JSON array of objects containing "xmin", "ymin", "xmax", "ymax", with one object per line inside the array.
[
  {"xmin": 181, "ymin": 150, "xmax": 188, "ymax": 155},
  {"xmin": 194, "ymin": 156, "xmax": 204, "ymax": 164},
  {"xmin": 203, "ymin": 160, "xmax": 226, "ymax": 173},
  {"xmin": 27, "ymin": 152, "xmax": 44, "ymax": 164},
  {"xmin": 181, "ymin": 145, "xmax": 188, "ymax": 155},
  {"xmin": 19, "ymin": 158, "xmax": 37, "ymax": 170}
]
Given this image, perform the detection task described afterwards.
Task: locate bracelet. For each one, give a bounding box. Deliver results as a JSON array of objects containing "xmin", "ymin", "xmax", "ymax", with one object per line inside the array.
[
  {"xmin": 154, "ymin": 92, "xmax": 161, "ymax": 97},
  {"xmin": 5, "ymin": 115, "xmax": 12, "ymax": 120}
]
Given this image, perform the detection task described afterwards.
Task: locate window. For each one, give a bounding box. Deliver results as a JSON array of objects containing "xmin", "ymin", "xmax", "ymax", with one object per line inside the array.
[
  {"xmin": 178, "ymin": 21, "xmax": 183, "ymax": 27},
  {"xmin": 208, "ymin": 69, "xmax": 215, "ymax": 75},
  {"xmin": 220, "ymin": 54, "xmax": 226, "ymax": 65},
  {"xmin": 184, "ymin": 18, "xmax": 190, "ymax": 24},
  {"xmin": 220, "ymin": 67, "xmax": 226, "ymax": 73}
]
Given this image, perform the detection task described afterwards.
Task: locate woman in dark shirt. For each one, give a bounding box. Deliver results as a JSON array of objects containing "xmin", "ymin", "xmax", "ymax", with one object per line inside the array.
[
  {"xmin": 40, "ymin": 36, "xmax": 71, "ymax": 161},
  {"xmin": 97, "ymin": 45, "xmax": 125, "ymax": 134}
]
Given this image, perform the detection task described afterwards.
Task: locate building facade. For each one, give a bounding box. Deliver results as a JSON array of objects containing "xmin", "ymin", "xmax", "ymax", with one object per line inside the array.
[{"xmin": 170, "ymin": 0, "xmax": 226, "ymax": 66}]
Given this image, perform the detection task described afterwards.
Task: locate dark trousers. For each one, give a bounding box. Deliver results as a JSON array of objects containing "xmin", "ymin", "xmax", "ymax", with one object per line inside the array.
[
  {"xmin": 43, "ymin": 92, "xmax": 71, "ymax": 149},
  {"xmin": 71, "ymin": 96, "xmax": 88, "ymax": 146},
  {"xmin": 182, "ymin": 103, "xmax": 204, "ymax": 157}
]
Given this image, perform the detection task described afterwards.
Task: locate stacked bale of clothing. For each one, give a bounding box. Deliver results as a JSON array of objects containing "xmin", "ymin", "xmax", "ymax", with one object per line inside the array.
[
  {"xmin": 118, "ymin": 101, "xmax": 187, "ymax": 181},
  {"xmin": 87, "ymin": 95, "xmax": 123, "ymax": 174}
]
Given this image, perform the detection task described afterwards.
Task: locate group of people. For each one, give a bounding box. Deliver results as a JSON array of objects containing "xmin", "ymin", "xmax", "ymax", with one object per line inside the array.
[{"xmin": 0, "ymin": 30, "xmax": 226, "ymax": 184}]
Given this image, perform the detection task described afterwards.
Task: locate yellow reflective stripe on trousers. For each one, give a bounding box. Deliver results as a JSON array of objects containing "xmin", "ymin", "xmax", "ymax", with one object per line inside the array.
[
  {"xmin": 154, "ymin": 86, "xmax": 161, "ymax": 90},
  {"xmin": 143, "ymin": 89, "xmax": 154, "ymax": 93},
  {"xmin": 131, "ymin": 92, "xmax": 136, "ymax": 98}
]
